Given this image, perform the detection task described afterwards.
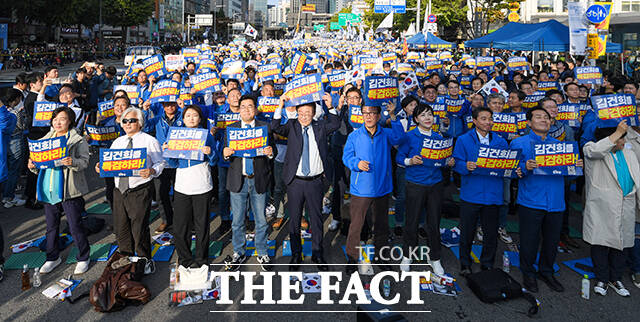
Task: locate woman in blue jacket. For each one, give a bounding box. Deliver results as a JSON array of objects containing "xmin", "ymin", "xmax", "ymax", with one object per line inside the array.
[
  {"xmin": 163, "ymin": 105, "xmax": 218, "ymax": 268},
  {"xmin": 396, "ymin": 103, "xmax": 453, "ymax": 275}
]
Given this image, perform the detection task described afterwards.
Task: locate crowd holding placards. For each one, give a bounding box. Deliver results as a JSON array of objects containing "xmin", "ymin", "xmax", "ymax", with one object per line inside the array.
[{"xmin": 0, "ymin": 37, "xmax": 640, "ymax": 301}]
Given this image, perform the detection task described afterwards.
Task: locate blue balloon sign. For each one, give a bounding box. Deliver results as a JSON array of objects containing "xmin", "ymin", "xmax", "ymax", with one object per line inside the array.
[{"xmin": 585, "ymin": 4, "xmax": 608, "ymax": 24}]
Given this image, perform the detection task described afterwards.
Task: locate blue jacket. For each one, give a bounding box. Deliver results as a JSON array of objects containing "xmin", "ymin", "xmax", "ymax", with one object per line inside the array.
[
  {"xmin": 510, "ymin": 132, "xmax": 566, "ymax": 212},
  {"xmin": 453, "ymin": 129, "xmax": 507, "ymax": 205},
  {"xmin": 0, "ymin": 106, "xmax": 17, "ymax": 183},
  {"xmin": 165, "ymin": 131, "xmax": 218, "ymax": 168},
  {"xmin": 580, "ymin": 109, "xmax": 597, "ymax": 148},
  {"xmin": 147, "ymin": 110, "xmax": 184, "ymax": 145},
  {"xmin": 396, "ymin": 128, "xmax": 444, "ymax": 186},
  {"xmin": 444, "ymin": 96, "xmax": 471, "ymax": 138},
  {"xmin": 343, "ymin": 122, "xmax": 404, "ymax": 197}
]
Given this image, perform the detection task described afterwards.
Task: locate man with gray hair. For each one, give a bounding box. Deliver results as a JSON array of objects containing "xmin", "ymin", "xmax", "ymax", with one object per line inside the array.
[{"xmin": 95, "ymin": 107, "xmax": 166, "ymax": 274}]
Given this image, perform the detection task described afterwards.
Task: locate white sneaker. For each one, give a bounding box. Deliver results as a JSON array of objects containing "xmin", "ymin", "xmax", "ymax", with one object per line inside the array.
[
  {"xmin": 257, "ymin": 255, "xmax": 272, "ymax": 271},
  {"xmin": 400, "ymin": 256, "xmax": 412, "ymax": 272},
  {"xmin": 40, "ymin": 258, "xmax": 62, "ymax": 274},
  {"xmin": 11, "ymin": 196, "xmax": 26, "ymax": 207},
  {"xmin": 498, "ymin": 227, "xmax": 513, "ymax": 244},
  {"xmin": 328, "ymin": 219, "xmax": 340, "ymax": 231},
  {"xmin": 144, "ymin": 259, "xmax": 156, "ymax": 275},
  {"xmin": 429, "ymin": 259, "xmax": 445, "ymax": 276},
  {"xmin": 74, "ymin": 260, "xmax": 90, "ymax": 274},
  {"xmin": 0, "ymin": 197, "xmax": 10, "ymax": 204},
  {"xmin": 2, "ymin": 201, "xmax": 13, "ymax": 209},
  {"xmin": 594, "ymin": 281, "xmax": 608, "ymax": 296},
  {"xmin": 609, "ymin": 281, "xmax": 631, "ymax": 297},
  {"xmin": 476, "ymin": 227, "xmax": 484, "ymax": 243},
  {"xmin": 266, "ymin": 203, "xmax": 276, "ymax": 217}
]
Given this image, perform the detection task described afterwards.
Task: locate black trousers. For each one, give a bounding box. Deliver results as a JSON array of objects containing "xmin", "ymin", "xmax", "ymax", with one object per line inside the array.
[
  {"xmin": 173, "ymin": 190, "xmax": 212, "ymax": 267},
  {"xmin": 0, "ymin": 221, "xmax": 4, "ymax": 264},
  {"xmin": 591, "ymin": 245, "xmax": 626, "ymax": 283},
  {"xmin": 113, "ymin": 182, "xmax": 153, "ymax": 258},
  {"xmin": 518, "ymin": 205, "xmax": 562, "ymax": 278},
  {"xmin": 459, "ymin": 201, "xmax": 499, "ymax": 268},
  {"xmin": 25, "ymin": 170, "xmax": 37, "ymax": 201},
  {"xmin": 158, "ymin": 168, "xmax": 176, "ymax": 225},
  {"xmin": 330, "ymin": 144, "xmax": 346, "ymax": 222},
  {"xmin": 105, "ymin": 177, "xmax": 114, "ymax": 207},
  {"xmin": 287, "ymin": 176, "xmax": 325, "ymax": 257},
  {"xmin": 404, "ymin": 181, "xmax": 444, "ymax": 261}
]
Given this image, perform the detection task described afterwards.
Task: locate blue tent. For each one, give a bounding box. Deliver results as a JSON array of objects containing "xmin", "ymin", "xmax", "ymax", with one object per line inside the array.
[
  {"xmin": 465, "ymin": 20, "xmax": 622, "ymax": 53},
  {"xmin": 407, "ymin": 32, "xmax": 454, "ymax": 50}
]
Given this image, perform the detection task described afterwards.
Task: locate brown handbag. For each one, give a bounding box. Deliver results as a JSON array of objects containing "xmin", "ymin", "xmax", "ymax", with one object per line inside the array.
[{"xmin": 89, "ymin": 252, "xmax": 151, "ymax": 312}]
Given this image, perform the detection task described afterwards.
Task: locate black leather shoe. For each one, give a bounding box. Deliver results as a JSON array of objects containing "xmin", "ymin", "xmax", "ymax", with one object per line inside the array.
[
  {"xmin": 345, "ymin": 257, "xmax": 358, "ymax": 275},
  {"xmin": 460, "ymin": 265, "xmax": 472, "ymax": 277},
  {"xmin": 523, "ymin": 275, "xmax": 538, "ymax": 293},
  {"xmin": 312, "ymin": 255, "xmax": 328, "ymax": 271},
  {"xmin": 289, "ymin": 254, "xmax": 302, "ymax": 271},
  {"xmin": 539, "ymin": 274, "xmax": 564, "ymax": 292}
]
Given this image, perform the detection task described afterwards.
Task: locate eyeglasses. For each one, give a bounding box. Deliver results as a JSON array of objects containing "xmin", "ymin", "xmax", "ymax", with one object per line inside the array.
[
  {"xmin": 122, "ymin": 118, "xmax": 138, "ymax": 124},
  {"xmin": 362, "ymin": 112, "xmax": 379, "ymax": 116}
]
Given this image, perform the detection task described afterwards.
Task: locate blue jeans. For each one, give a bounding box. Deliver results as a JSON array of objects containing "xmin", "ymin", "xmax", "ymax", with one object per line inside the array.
[
  {"xmin": 394, "ymin": 166, "xmax": 406, "ymax": 226},
  {"xmin": 230, "ymin": 177, "xmax": 268, "ymax": 256},
  {"xmin": 3, "ymin": 134, "xmax": 26, "ymax": 199},
  {"xmin": 218, "ymin": 166, "xmax": 231, "ymax": 221}
]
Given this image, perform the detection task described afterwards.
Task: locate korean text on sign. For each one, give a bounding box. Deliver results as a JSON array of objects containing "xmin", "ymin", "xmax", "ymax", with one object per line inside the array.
[
  {"xmin": 227, "ymin": 125, "xmax": 269, "ymax": 158},
  {"xmin": 99, "ymin": 148, "xmax": 147, "ymax": 177}
]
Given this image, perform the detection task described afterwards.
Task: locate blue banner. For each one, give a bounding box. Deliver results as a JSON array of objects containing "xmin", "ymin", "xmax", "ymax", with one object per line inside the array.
[
  {"xmin": 420, "ymin": 137, "xmax": 454, "ymax": 167},
  {"xmin": 28, "ymin": 136, "xmax": 68, "ymax": 169},
  {"xmin": 191, "ymin": 72, "xmax": 222, "ymax": 94},
  {"xmin": 284, "ymin": 74, "xmax": 324, "ymax": 107},
  {"xmin": 85, "ymin": 125, "xmax": 119, "ymax": 147},
  {"xmin": 33, "ymin": 102, "xmax": 66, "ymax": 127},
  {"xmin": 114, "ymin": 85, "xmax": 139, "ymax": 105},
  {"xmin": 522, "ymin": 94, "xmax": 546, "ymax": 109},
  {"xmin": 257, "ymin": 96, "xmax": 279, "ymax": 120},
  {"xmin": 142, "ymin": 54, "xmax": 168, "ymax": 79},
  {"xmin": 99, "ymin": 148, "xmax": 147, "ymax": 177},
  {"xmin": 537, "ymin": 81, "xmax": 559, "ymax": 92},
  {"xmin": 290, "ymin": 51, "xmax": 308, "ymax": 75},
  {"xmin": 162, "ymin": 127, "xmax": 207, "ymax": 161},
  {"xmin": 149, "ymin": 80, "xmax": 180, "ymax": 104},
  {"xmin": 591, "ymin": 94, "xmax": 638, "ymax": 127},
  {"xmin": 257, "ymin": 63, "xmax": 282, "ymax": 82},
  {"xmin": 227, "ymin": 125, "xmax": 269, "ymax": 157},
  {"xmin": 327, "ymin": 72, "xmax": 346, "ymax": 92},
  {"xmin": 507, "ymin": 56, "xmax": 528, "ymax": 71},
  {"xmin": 362, "ymin": 76, "xmax": 399, "ymax": 107},
  {"xmin": 491, "ymin": 113, "xmax": 517, "ymax": 134},
  {"xmin": 179, "ymin": 86, "xmax": 194, "ymax": 105},
  {"xmin": 574, "ymin": 66, "xmax": 603, "ymax": 85},
  {"xmin": 213, "ymin": 112, "xmax": 241, "ymax": 129},
  {"xmin": 474, "ymin": 146, "xmax": 521, "ymax": 178},
  {"xmin": 556, "ymin": 103, "xmax": 580, "ymax": 127},
  {"xmin": 348, "ymin": 105, "xmax": 364, "ymax": 128},
  {"xmin": 533, "ymin": 142, "xmax": 582, "ymax": 176},
  {"xmin": 98, "ymin": 100, "xmax": 114, "ymax": 119},
  {"xmin": 220, "ymin": 60, "xmax": 244, "ymax": 80},
  {"xmin": 476, "ymin": 56, "xmax": 495, "ymax": 72},
  {"xmin": 445, "ymin": 97, "xmax": 467, "ymax": 117}
]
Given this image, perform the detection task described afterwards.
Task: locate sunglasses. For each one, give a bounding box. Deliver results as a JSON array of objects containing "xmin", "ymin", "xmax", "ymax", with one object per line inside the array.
[{"xmin": 122, "ymin": 118, "xmax": 138, "ymax": 124}]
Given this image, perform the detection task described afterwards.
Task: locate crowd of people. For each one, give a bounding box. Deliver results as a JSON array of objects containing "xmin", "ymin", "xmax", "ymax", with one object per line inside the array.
[{"xmin": 0, "ymin": 37, "xmax": 639, "ymax": 304}]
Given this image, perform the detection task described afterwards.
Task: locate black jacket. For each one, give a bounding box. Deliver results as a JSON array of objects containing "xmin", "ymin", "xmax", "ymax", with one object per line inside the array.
[{"xmin": 224, "ymin": 119, "xmax": 274, "ymax": 194}]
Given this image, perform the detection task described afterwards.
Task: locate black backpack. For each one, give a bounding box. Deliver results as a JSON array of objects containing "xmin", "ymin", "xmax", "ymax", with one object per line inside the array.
[{"xmin": 466, "ymin": 269, "xmax": 539, "ymax": 317}]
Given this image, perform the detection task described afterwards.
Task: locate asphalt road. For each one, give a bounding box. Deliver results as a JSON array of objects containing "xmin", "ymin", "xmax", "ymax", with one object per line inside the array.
[{"xmin": 0, "ymin": 59, "xmax": 125, "ymax": 83}]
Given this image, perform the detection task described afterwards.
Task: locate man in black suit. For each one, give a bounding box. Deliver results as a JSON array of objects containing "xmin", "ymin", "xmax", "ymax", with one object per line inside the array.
[
  {"xmin": 271, "ymin": 93, "xmax": 341, "ymax": 271},
  {"xmin": 223, "ymin": 94, "xmax": 275, "ymax": 272}
]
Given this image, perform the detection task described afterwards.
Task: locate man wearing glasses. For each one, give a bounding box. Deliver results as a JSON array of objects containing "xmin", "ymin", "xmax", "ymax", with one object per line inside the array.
[{"xmin": 342, "ymin": 104, "xmax": 404, "ymax": 275}]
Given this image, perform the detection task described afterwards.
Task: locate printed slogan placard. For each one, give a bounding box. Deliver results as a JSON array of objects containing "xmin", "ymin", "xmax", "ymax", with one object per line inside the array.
[
  {"xmin": 99, "ymin": 148, "xmax": 147, "ymax": 177},
  {"xmin": 363, "ymin": 76, "xmax": 399, "ymax": 107},
  {"xmin": 162, "ymin": 127, "xmax": 207, "ymax": 161},
  {"xmin": 474, "ymin": 146, "xmax": 521, "ymax": 178},
  {"xmin": 591, "ymin": 94, "xmax": 638, "ymax": 127},
  {"xmin": 284, "ymin": 74, "xmax": 324, "ymax": 107},
  {"xmin": 227, "ymin": 126, "xmax": 269, "ymax": 157},
  {"xmin": 85, "ymin": 125, "xmax": 119, "ymax": 147},
  {"xmin": 533, "ymin": 142, "xmax": 582, "ymax": 176},
  {"xmin": 33, "ymin": 102, "xmax": 66, "ymax": 127},
  {"xmin": 28, "ymin": 136, "xmax": 68, "ymax": 169},
  {"xmin": 420, "ymin": 137, "xmax": 454, "ymax": 167}
]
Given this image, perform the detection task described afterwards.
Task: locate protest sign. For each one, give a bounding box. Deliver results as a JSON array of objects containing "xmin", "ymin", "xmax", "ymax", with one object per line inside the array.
[
  {"xmin": 163, "ymin": 127, "xmax": 207, "ymax": 161},
  {"xmin": 591, "ymin": 94, "xmax": 638, "ymax": 127},
  {"xmin": 348, "ymin": 105, "xmax": 363, "ymax": 128},
  {"xmin": 533, "ymin": 142, "xmax": 582, "ymax": 176},
  {"xmin": 142, "ymin": 54, "xmax": 168, "ymax": 79},
  {"xmin": 98, "ymin": 100, "xmax": 114, "ymax": 119},
  {"xmin": 220, "ymin": 60, "xmax": 244, "ymax": 79},
  {"xmin": 475, "ymin": 146, "xmax": 521, "ymax": 178},
  {"xmin": 114, "ymin": 85, "xmax": 139, "ymax": 105},
  {"xmin": 85, "ymin": 125, "xmax": 119, "ymax": 147},
  {"xmin": 284, "ymin": 74, "xmax": 324, "ymax": 107},
  {"xmin": 491, "ymin": 113, "xmax": 517, "ymax": 134},
  {"xmin": 420, "ymin": 137, "xmax": 454, "ymax": 167},
  {"xmin": 227, "ymin": 125, "xmax": 269, "ymax": 157},
  {"xmin": 99, "ymin": 148, "xmax": 147, "ymax": 177},
  {"xmin": 191, "ymin": 72, "xmax": 222, "ymax": 94},
  {"xmin": 507, "ymin": 56, "xmax": 528, "ymax": 71},
  {"xmin": 28, "ymin": 136, "xmax": 67, "ymax": 169},
  {"xmin": 557, "ymin": 103, "xmax": 580, "ymax": 127},
  {"xmin": 149, "ymin": 80, "xmax": 180, "ymax": 104},
  {"xmin": 362, "ymin": 76, "xmax": 399, "ymax": 107},
  {"xmin": 574, "ymin": 66, "xmax": 603, "ymax": 85},
  {"xmin": 257, "ymin": 96, "xmax": 280, "ymax": 120},
  {"xmin": 33, "ymin": 102, "xmax": 66, "ymax": 127},
  {"xmin": 165, "ymin": 55, "xmax": 185, "ymax": 71},
  {"xmin": 257, "ymin": 63, "xmax": 282, "ymax": 82}
]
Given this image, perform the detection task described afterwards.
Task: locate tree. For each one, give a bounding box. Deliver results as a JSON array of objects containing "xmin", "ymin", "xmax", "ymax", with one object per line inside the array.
[
  {"xmin": 465, "ymin": 0, "xmax": 512, "ymax": 39},
  {"xmin": 104, "ymin": 0, "xmax": 154, "ymax": 41}
]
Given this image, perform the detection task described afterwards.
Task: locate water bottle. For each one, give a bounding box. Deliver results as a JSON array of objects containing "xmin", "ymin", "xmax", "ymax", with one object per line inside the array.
[
  {"xmin": 169, "ymin": 264, "xmax": 177, "ymax": 289},
  {"xmin": 21, "ymin": 264, "xmax": 31, "ymax": 291},
  {"xmin": 502, "ymin": 251, "xmax": 510, "ymax": 273},
  {"xmin": 581, "ymin": 274, "xmax": 590, "ymax": 300},
  {"xmin": 32, "ymin": 268, "xmax": 42, "ymax": 288}
]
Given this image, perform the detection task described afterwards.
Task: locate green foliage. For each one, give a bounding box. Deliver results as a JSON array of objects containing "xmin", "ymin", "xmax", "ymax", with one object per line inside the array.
[{"xmin": 104, "ymin": 0, "xmax": 154, "ymax": 29}]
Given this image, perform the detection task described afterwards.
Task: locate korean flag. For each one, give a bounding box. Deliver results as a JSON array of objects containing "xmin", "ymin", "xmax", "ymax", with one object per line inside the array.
[
  {"xmin": 479, "ymin": 78, "xmax": 508, "ymax": 99},
  {"xmin": 244, "ymin": 24, "xmax": 258, "ymax": 39}
]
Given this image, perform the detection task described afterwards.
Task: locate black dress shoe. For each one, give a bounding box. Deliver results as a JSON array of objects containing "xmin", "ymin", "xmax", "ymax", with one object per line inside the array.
[
  {"xmin": 311, "ymin": 255, "xmax": 328, "ymax": 271},
  {"xmin": 345, "ymin": 257, "xmax": 358, "ymax": 275},
  {"xmin": 25, "ymin": 199, "xmax": 43, "ymax": 210},
  {"xmin": 460, "ymin": 265, "xmax": 472, "ymax": 277},
  {"xmin": 289, "ymin": 254, "xmax": 302, "ymax": 271},
  {"xmin": 394, "ymin": 226, "xmax": 403, "ymax": 236},
  {"xmin": 539, "ymin": 274, "xmax": 564, "ymax": 292},
  {"xmin": 418, "ymin": 227, "xmax": 428, "ymax": 239},
  {"xmin": 523, "ymin": 275, "xmax": 539, "ymax": 293}
]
